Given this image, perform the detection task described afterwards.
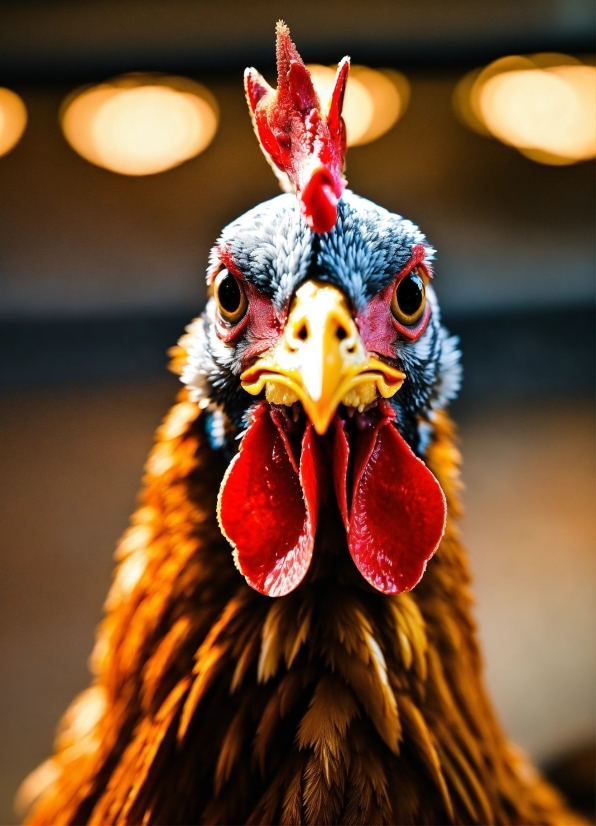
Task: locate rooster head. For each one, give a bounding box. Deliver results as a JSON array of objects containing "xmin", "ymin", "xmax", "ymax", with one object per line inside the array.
[{"xmin": 181, "ymin": 25, "xmax": 461, "ymax": 598}]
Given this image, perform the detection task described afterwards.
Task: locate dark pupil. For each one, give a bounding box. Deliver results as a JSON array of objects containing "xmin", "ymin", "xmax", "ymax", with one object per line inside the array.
[
  {"xmin": 218, "ymin": 273, "xmax": 241, "ymax": 313},
  {"xmin": 397, "ymin": 272, "xmax": 424, "ymax": 318}
]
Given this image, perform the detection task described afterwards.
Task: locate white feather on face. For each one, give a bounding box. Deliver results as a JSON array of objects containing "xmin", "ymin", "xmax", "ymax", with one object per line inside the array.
[{"xmin": 181, "ymin": 192, "xmax": 461, "ymax": 455}]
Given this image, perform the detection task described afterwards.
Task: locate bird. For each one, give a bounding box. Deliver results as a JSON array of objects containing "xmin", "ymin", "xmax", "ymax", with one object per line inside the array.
[{"xmin": 21, "ymin": 22, "xmax": 584, "ymax": 826}]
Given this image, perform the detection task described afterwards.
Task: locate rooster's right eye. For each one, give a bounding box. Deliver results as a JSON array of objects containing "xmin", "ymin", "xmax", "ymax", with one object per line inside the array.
[{"xmin": 214, "ymin": 270, "xmax": 248, "ymax": 324}]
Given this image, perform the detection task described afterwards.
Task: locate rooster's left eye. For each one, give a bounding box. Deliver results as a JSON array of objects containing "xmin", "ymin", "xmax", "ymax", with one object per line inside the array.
[
  {"xmin": 214, "ymin": 270, "xmax": 248, "ymax": 324},
  {"xmin": 391, "ymin": 268, "xmax": 426, "ymax": 326}
]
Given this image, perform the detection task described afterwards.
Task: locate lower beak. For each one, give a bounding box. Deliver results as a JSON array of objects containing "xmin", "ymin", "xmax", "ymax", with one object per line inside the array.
[{"xmin": 240, "ymin": 281, "xmax": 405, "ymax": 435}]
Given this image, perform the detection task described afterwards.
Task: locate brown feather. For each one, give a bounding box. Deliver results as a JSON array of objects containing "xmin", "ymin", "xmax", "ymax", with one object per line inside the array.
[{"xmin": 23, "ymin": 395, "xmax": 585, "ymax": 825}]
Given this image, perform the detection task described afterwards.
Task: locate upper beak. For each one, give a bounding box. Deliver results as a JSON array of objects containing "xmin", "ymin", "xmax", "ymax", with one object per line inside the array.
[{"xmin": 240, "ymin": 281, "xmax": 405, "ymax": 435}]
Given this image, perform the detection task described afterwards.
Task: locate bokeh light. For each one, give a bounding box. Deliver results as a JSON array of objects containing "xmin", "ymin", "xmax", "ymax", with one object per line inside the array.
[
  {"xmin": 0, "ymin": 88, "xmax": 27, "ymax": 158},
  {"xmin": 307, "ymin": 65, "xmax": 409, "ymax": 147},
  {"xmin": 61, "ymin": 75, "xmax": 219, "ymax": 175},
  {"xmin": 454, "ymin": 55, "xmax": 596, "ymax": 165}
]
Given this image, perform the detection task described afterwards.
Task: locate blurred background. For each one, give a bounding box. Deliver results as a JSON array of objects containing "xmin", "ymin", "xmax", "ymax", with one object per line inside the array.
[{"xmin": 0, "ymin": 1, "xmax": 594, "ymax": 822}]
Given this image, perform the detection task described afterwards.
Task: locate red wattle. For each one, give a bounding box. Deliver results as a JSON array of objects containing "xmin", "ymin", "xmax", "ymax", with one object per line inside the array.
[
  {"xmin": 332, "ymin": 415, "xmax": 350, "ymax": 528},
  {"xmin": 219, "ymin": 401, "xmax": 446, "ymax": 598},
  {"xmin": 347, "ymin": 411, "xmax": 446, "ymax": 594},
  {"xmin": 217, "ymin": 403, "xmax": 320, "ymax": 597}
]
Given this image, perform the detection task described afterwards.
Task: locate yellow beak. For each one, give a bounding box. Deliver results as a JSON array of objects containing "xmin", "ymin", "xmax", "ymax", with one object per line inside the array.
[{"xmin": 240, "ymin": 281, "xmax": 405, "ymax": 435}]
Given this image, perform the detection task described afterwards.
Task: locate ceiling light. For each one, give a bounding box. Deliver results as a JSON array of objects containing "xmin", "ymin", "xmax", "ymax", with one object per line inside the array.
[
  {"xmin": 307, "ymin": 65, "xmax": 409, "ymax": 147},
  {"xmin": 0, "ymin": 88, "xmax": 27, "ymax": 158},
  {"xmin": 61, "ymin": 75, "xmax": 219, "ymax": 176},
  {"xmin": 454, "ymin": 55, "xmax": 596, "ymax": 165}
]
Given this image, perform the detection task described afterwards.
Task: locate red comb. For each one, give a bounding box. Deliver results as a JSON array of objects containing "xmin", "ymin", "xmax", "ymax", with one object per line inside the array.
[{"xmin": 245, "ymin": 21, "xmax": 349, "ymax": 234}]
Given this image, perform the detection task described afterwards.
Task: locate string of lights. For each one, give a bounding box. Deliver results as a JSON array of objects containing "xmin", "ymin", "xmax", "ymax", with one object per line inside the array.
[{"xmin": 0, "ymin": 55, "xmax": 594, "ymax": 173}]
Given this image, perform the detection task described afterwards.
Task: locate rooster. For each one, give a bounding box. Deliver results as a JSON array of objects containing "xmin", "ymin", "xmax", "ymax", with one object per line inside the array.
[{"xmin": 22, "ymin": 23, "xmax": 583, "ymax": 826}]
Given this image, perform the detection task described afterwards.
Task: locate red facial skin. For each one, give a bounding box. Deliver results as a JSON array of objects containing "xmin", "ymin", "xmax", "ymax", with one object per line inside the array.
[
  {"xmin": 214, "ymin": 244, "xmax": 446, "ymax": 597},
  {"xmin": 212, "ymin": 249, "xmax": 286, "ymax": 365},
  {"xmin": 213, "ymin": 243, "xmax": 431, "ymax": 363},
  {"xmin": 356, "ymin": 244, "xmax": 431, "ymax": 359}
]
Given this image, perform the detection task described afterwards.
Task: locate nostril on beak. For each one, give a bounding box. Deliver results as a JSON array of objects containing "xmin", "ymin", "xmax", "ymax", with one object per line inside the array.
[
  {"xmin": 296, "ymin": 322, "xmax": 309, "ymax": 341},
  {"xmin": 335, "ymin": 323, "xmax": 356, "ymax": 352}
]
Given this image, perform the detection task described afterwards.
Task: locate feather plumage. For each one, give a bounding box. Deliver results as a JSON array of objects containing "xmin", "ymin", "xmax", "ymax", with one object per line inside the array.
[{"xmin": 24, "ymin": 384, "xmax": 582, "ymax": 825}]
